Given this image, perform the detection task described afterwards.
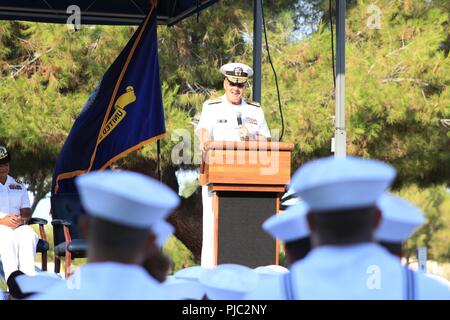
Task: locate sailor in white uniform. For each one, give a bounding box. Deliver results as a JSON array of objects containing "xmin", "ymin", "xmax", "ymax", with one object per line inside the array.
[
  {"xmin": 163, "ymin": 266, "xmax": 209, "ymax": 300},
  {"xmin": 32, "ymin": 170, "xmax": 180, "ymax": 300},
  {"xmin": 376, "ymin": 193, "xmax": 450, "ymax": 290},
  {"xmin": 285, "ymin": 156, "xmax": 450, "ymax": 300},
  {"xmin": 375, "ymin": 192, "xmax": 426, "ymax": 258},
  {"xmin": 244, "ymin": 201, "xmax": 311, "ymax": 300},
  {"xmin": 195, "ymin": 62, "xmax": 271, "ymax": 268},
  {"xmin": 0, "ymin": 146, "xmax": 38, "ymax": 282},
  {"xmin": 263, "ymin": 201, "xmax": 311, "ymax": 266},
  {"xmin": 199, "ymin": 264, "xmax": 259, "ymax": 300}
]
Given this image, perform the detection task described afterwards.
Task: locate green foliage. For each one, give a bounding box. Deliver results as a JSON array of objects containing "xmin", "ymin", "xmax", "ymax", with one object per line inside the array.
[
  {"xmin": 0, "ymin": 277, "xmax": 6, "ymax": 292},
  {"xmin": 163, "ymin": 236, "xmax": 197, "ymax": 273},
  {"xmin": 0, "ymin": 23, "xmax": 134, "ymax": 156},
  {"xmin": 181, "ymin": 179, "xmax": 200, "ymax": 199},
  {"xmin": 399, "ymin": 185, "xmax": 450, "ymax": 262},
  {"xmin": 343, "ymin": 0, "xmax": 450, "ymax": 186},
  {"xmin": 278, "ymin": 244, "xmax": 288, "ymax": 268},
  {"xmin": 0, "ymin": 22, "xmax": 134, "ymax": 206},
  {"xmin": 257, "ymin": 0, "xmax": 450, "ymax": 185}
]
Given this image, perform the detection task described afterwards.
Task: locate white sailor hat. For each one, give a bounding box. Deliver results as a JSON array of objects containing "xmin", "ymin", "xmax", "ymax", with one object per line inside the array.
[
  {"xmin": 375, "ymin": 193, "xmax": 425, "ymax": 243},
  {"xmin": 162, "ymin": 276, "xmax": 207, "ymax": 300},
  {"xmin": 153, "ymin": 220, "xmax": 175, "ymax": 248},
  {"xmin": 220, "ymin": 62, "xmax": 253, "ymax": 84},
  {"xmin": 174, "ymin": 266, "xmax": 207, "ymax": 281},
  {"xmin": 75, "ymin": 170, "xmax": 180, "ymax": 230},
  {"xmin": 253, "ymin": 265, "xmax": 289, "ymax": 276},
  {"xmin": 16, "ymin": 272, "xmax": 63, "ymax": 294},
  {"xmin": 262, "ymin": 201, "xmax": 310, "ymax": 242},
  {"xmin": 199, "ymin": 264, "xmax": 259, "ymax": 300},
  {"xmin": 291, "ymin": 156, "xmax": 396, "ymax": 212}
]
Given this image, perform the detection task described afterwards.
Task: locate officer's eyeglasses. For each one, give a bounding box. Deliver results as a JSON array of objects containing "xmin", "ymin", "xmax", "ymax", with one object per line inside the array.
[{"xmin": 228, "ymin": 81, "xmax": 245, "ymax": 88}]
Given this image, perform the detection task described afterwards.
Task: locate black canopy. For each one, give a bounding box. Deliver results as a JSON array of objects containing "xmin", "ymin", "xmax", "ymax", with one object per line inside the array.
[{"xmin": 0, "ymin": 0, "xmax": 219, "ymax": 26}]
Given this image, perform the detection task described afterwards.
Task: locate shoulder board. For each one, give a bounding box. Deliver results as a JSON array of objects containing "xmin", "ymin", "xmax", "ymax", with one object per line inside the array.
[
  {"xmin": 205, "ymin": 98, "xmax": 222, "ymax": 105},
  {"xmin": 247, "ymin": 101, "xmax": 261, "ymax": 108}
]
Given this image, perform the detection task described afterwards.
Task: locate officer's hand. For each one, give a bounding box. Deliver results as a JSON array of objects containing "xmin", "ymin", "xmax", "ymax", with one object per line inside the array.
[
  {"xmin": 254, "ymin": 134, "xmax": 268, "ymax": 141},
  {"xmin": 0, "ymin": 215, "xmax": 21, "ymax": 229},
  {"xmin": 200, "ymin": 140, "xmax": 211, "ymax": 152},
  {"xmin": 236, "ymin": 125, "xmax": 249, "ymax": 140},
  {"xmin": 10, "ymin": 215, "xmax": 23, "ymax": 229}
]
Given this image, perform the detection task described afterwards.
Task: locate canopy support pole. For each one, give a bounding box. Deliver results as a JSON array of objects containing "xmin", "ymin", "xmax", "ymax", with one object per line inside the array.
[
  {"xmin": 252, "ymin": 0, "xmax": 262, "ymax": 103},
  {"xmin": 334, "ymin": 0, "xmax": 346, "ymax": 157}
]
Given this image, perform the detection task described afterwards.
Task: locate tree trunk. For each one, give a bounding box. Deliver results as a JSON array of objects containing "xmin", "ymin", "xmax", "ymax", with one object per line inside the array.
[
  {"xmin": 168, "ymin": 191, "xmax": 202, "ymax": 262},
  {"xmin": 160, "ymin": 163, "xmax": 202, "ymax": 262}
]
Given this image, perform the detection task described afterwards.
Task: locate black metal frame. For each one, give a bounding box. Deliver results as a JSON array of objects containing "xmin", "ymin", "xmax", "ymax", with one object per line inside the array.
[{"xmin": 28, "ymin": 217, "xmax": 49, "ymax": 271}]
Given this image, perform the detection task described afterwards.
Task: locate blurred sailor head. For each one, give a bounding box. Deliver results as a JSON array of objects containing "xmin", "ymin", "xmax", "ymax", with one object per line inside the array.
[
  {"xmin": 172, "ymin": 266, "xmax": 210, "ymax": 300},
  {"xmin": 163, "ymin": 276, "xmax": 207, "ymax": 300},
  {"xmin": 220, "ymin": 63, "xmax": 253, "ymax": 105},
  {"xmin": 253, "ymin": 265, "xmax": 289, "ymax": 276},
  {"xmin": 75, "ymin": 170, "xmax": 180, "ymax": 266},
  {"xmin": 375, "ymin": 193, "xmax": 425, "ymax": 258},
  {"xmin": 174, "ymin": 265, "xmax": 208, "ymax": 282},
  {"xmin": 290, "ymin": 156, "xmax": 396, "ymax": 247},
  {"xmin": 262, "ymin": 201, "xmax": 311, "ymax": 265},
  {"xmin": 199, "ymin": 264, "xmax": 259, "ymax": 300}
]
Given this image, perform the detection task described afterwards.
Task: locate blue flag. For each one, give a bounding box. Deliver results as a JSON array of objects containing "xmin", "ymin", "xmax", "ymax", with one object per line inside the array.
[{"xmin": 52, "ymin": 3, "xmax": 164, "ymax": 194}]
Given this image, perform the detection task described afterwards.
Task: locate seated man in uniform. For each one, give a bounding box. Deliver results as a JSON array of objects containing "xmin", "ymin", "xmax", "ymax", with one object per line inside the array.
[
  {"xmin": 0, "ymin": 146, "xmax": 38, "ymax": 282},
  {"xmin": 195, "ymin": 62, "xmax": 271, "ymax": 267}
]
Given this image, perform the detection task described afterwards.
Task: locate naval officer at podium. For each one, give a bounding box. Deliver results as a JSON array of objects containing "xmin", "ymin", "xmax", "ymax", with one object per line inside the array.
[{"xmin": 195, "ymin": 62, "xmax": 271, "ymax": 267}]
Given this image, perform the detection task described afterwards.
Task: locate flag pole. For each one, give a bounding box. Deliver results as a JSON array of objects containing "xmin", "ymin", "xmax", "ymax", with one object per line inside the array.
[{"xmin": 157, "ymin": 140, "xmax": 162, "ymax": 182}]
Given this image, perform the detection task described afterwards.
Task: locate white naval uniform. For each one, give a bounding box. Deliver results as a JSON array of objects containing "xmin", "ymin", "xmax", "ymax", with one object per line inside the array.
[
  {"xmin": 244, "ymin": 272, "xmax": 287, "ymax": 300},
  {"xmin": 0, "ymin": 175, "xmax": 38, "ymax": 281},
  {"xmin": 31, "ymin": 262, "xmax": 175, "ymax": 300},
  {"xmin": 195, "ymin": 95, "xmax": 271, "ymax": 268},
  {"xmin": 284, "ymin": 243, "xmax": 450, "ymax": 300}
]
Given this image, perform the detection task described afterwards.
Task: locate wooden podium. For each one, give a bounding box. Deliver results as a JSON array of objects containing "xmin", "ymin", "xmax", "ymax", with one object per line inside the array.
[{"xmin": 200, "ymin": 141, "xmax": 294, "ymax": 267}]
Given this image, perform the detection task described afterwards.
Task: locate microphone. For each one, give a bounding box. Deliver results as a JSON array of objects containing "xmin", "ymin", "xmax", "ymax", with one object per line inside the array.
[
  {"xmin": 236, "ymin": 112, "xmax": 248, "ymax": 141},
  {"xmin": 236, "ymin": 112, "xmax": 242, "ymax": 126}
]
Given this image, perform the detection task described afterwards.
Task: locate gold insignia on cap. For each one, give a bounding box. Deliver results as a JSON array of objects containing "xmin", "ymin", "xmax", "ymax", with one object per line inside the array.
[
  {"xmin": 221, "ymin": 63, "xmax": 253, "ymax": 84},
  {"xmin": 0, "ymin": 146, "xmax": 8, "ymax": 160}
]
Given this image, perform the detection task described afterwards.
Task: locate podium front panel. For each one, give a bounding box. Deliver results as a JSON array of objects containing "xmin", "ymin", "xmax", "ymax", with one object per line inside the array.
[
  {"xmin": 215, "ymin": 191, "xmax": 277, "ymax": 267},
  {"xmin": 205, "ymin": 149, "xmax": 291, "ymax": 186}
]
